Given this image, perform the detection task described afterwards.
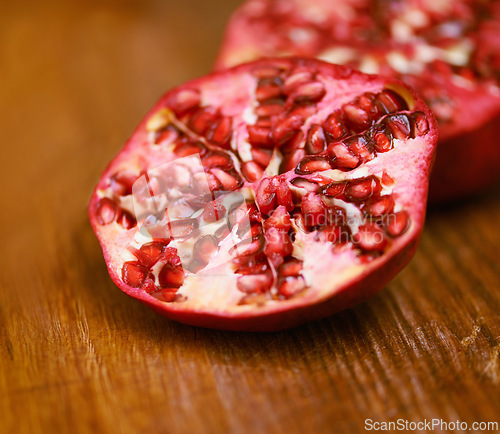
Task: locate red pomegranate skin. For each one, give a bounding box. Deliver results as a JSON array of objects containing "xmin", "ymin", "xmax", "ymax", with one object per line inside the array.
[
  {"xmin": 89, "ymin": 57, "xmax": 438, "ymax": 331},
  {"xmin": 215, "ymin": 0, "xmax": 500, "ymax": 202}
]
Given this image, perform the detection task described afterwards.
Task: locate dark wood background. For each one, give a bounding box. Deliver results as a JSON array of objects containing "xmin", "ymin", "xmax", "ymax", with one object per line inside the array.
[{"xmin": 1, "ymin": 1, "xmax": 499, "ymax": 433}]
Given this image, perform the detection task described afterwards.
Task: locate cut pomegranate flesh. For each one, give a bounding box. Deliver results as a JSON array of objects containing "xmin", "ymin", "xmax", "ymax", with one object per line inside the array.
[
  {"xmin": 89, "ymin": 58, "xmax": 437, "ymax": 331},
  {"xmin": 215, "ymin": 0, "xmax": 500, "ymax": 202}
]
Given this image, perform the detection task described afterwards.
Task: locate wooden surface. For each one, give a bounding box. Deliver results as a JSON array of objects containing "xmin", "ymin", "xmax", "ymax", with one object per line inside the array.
[{"xmin": 1, "ymin": 1, "xmax": 500, "ymax": 433}]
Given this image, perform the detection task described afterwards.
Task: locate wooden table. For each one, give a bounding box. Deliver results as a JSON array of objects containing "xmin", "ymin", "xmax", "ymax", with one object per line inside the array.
[{"xmin": 1, "ymin": 1, "xmax": 499, "ymax": 433}]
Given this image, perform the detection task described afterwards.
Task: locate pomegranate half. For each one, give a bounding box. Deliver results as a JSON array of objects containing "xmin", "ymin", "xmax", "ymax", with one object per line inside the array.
[
  {"xmin": 215, "ymin": 0, "xmax": 500, "ymax": 202},
  {"xmin": 89, "ymin": 58, "xmax": 437, "ymax": 331}
]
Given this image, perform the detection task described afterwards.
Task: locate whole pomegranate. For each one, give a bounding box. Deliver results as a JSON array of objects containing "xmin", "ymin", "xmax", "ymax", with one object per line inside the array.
[
  {"xmin": 89, "ymin": 58, "xmax": 437, "ymax": 331},
  {"xmin": 215, "ymin": 0, "xmax": 500, "ymax": 202}
]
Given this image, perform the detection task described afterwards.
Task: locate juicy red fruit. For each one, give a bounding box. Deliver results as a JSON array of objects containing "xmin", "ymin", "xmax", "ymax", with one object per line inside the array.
[{"xmin": 89, "ymin": 58, "xmax": 437, "ymax": 331}]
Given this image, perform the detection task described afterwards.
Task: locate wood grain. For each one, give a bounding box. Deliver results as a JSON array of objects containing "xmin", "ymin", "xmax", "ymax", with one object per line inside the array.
[{"xmin": 1, "ymin": 1, "xmax": 499, "ymax": 433}]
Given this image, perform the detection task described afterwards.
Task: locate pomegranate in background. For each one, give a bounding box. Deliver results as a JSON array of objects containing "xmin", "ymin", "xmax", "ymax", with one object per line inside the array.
[
  {"xmin": 89, "ymin": 58, "xmax": 437, "ymax": 331},
  {"xmin": 215, "ymin": 0, "xmax": 500, "ymax": 202}
]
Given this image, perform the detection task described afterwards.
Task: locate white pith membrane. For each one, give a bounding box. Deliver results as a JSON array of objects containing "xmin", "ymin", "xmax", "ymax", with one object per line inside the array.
[
  {"xmin": 90, "ymin": 59, "xmax": 436, "ymax": 318},
  {"xmin": 216, "ymin": 0, "xmax": 500, "ymax": 140}
]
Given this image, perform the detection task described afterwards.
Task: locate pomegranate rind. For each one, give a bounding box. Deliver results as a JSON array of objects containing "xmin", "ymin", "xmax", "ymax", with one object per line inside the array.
[
  {"xmin": 215, "ymin": 0, "xmax": 500, "ymax": 202},
  {"xmin": 89, "ymin": 58, "xmax": 438, "ymax": 331}
]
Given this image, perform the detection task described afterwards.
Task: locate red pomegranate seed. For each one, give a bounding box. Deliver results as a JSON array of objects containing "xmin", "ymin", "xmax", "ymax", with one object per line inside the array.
[
  {"xmin": 247, "ymin": 123, "xmax": 272, "ymax": 147},
  {"xmin": 202, "ymin": 201, "xmax": 226, "ymax": 222},
  {"xmin": 154, "ymin": 125, "xmax": 180, "ymax": 146},
  {"xmin": 353, "ymin": 223, "xmax": 387, "ymax": 252},
  {"xmin": 110, "ymin": 172, "xmax": 137, "ymax": 196},
  {"xmin": 272, "ymin": 113, "xmax": 304, "ymax": 145},
  {"xmin": 117, "ymin": 210, "xmax": 137, "ymax": 229},
  {"xmin": 323, "ymin": 111, "xmax": 347, "ymax": 139},
  {"xmin": 278, "ymin": 276, "xmax": 306, "ymax": 298},
  {"xmin": 363, "ymin": 195, "xmax": 395, "ymax": 218},
  {"xmin": 122, "ymin": 261, "xmax": 150, "ymax": 288},
  {"xmin": 282, "ymin": 70, "xmax": 313, "ymax": 94},
  {"xmin": 202, "ymin": 151, "xmax": 232, "ymax": 169},
  {"xmin": 167, "ymin": 88, "xmax": 201, "ymax": 116},
  {"xmin": 357, "ymin": 92, "xmax": 379, "ymax": 118},
  {"xmin": 158, "ymin": 263, "xmax": 184, "ymax": 288},
  {"xmin": 237, "ymin": 271, "xmax": 273, "ymax": 293},
  {"xmin": 376, "ymin": 89, "xmax": 407, "ymax": 114},
  {"xmin": 385, "ymin": 114, "xmax": 411, "ymax": 140},
  {"xmin": 306, "ymin": 125, "xmax": 327, "ymax": 154},
  {"xmin": 134, "ymin": 241, "xmax": 168, "ymax": 268},
  {"xmin": 281, "ymin": 149, "xmax": 306, "ymax": 173},
  {"xmin": 251, "ymin": 148, "xmax": 273, "ymax": 167},
  {"xmin": 316, "ymin": 225, "xmax": 345, "ymax": 243},
  {"xmin": 289, "ymin": 81, "xmax": 326, "ymax": 103},
  {"xmin": 347, "ymin": 136, "xmax": 374, "ymax": 162},
  {"xmin": 255, "ymin": 101, "xmax": 285, "ymax": 117},
  {"xmin": 206, "ymin": 116, "xmax": 232, "ymax": 147},
  {"xmin": 256, "ymin": 80, "xmax": 283, "ymax": 102},
  {"xmin": 152, "ymin": 288, "xmax": 178, "ymax": 302},
  {"xmin": 173, "ymin": 140, "xmax": 207, "ymax": 158},
  {"xmin": 278, "ymin": 259, "xmax": 303, "ymax": 277},
  {"xmin": 296, "ymin": 156, "xmax": 332, "ymax": 175},
  {"xmin": 264, "ymin": 205, "xmax": 291, "ymax": 232},
  {"xmin": 241, "ymin": 161, "xmax": 264, "ymax": 182},
  {"xmin": 345, "ymin": 176, "xmax": 381, "ymax": 202},
  {"xmin": 320, "ymin": 181, "xmax": 347, "ymax": 198},
  {"xmin": 382, "ymin": 172, "xmax": 395, "ymax": 186},
  {"xmin": 326, "ymin": 206, "xmax": 347, "ymax": 226},
  {"xmin": 373, "ymin": 130, "xmax": 393, "ymax": 153},
  {"xmin": 205, "ymin": 172, "xmax": 222, "ymax": 191},
  {"xmin": 301, "ymin": 192, "xmax": 327, "ymax": 227},
  {"xmin": 256, "ymin": 178, "xmax": 277, "ymax": 216},
  {"xmin": 193, "ymin": 235, "xmax": 219, "ymax": 264},
  {"xmin": 264, "ymin": 227, "xmax": 293, "ymax": 266},
  {"xmin": 168, "ymin": 218, "xmax": 198, "ymax": 239},
  {"xmin": 281, "ymin": 130, "xmax": 305, "ymax": 153},
  {"xmin": 291, "ymin": 177, "xmax": 319, "ymax": 193},
  {"xmin": 237, "ymin": 220, "xmax": 263, "ymax": 241},
  {"xmin": 210, "ymin": 168, "xmax": 242, "ymax": 191},
  {"xmin": 342, "ymin": 102, "xmax": 371, "ymax": 132},
  {"xmin": 411, "ymin": 111, "xmax": 429, "ymax": 137},
  {"xmin": 96, "ymin": 198, "xmax": 119, "ymax": 225},
  {"xmin": 189, "ymin": 106, "xmax": 219, "ymax": 136},
  {"xmin": 234, "ymin": 254, "xmax": 269, "ymax": 275},
  {"xmin": 385, "ymin": 211, "xmax": 410, "ymax": 237},
  {"xmin": 327, "ymin": 142, "xmax": 360, "ymax": 169},
  {"xmin": 274, "ymin": 179, "xmax": 294, "ymax": 211},
  {"xmin": 231, "ymin": 235, "xmax": 265, "ymax": 256}
]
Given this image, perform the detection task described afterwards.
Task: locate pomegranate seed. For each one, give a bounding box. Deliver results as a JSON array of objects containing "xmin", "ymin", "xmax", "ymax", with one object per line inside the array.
[
  {"xmin": 345, "ymin": 177, "xmax": 381, "ymax": 202},
  {"xmin": 168, "ymin": 218, "xmax": 198, "ymax": 239},
  {"xmin": 326, "ymin": 206, "xmax": 347, "ymax": 226},
  {"xmin": 376, "ymin": 89, "xmax": 408, "ymax": 114},
  {"xmin": 281, "ymin": 130, "xmax": 305, "ymax": 153},
  {"xmin": 167, "ymin": 88, "xmax": 201, "ymax": 116},
  {"xmin": 230, "ymin": 235, "xmax": 265, "ymax": 256},
  {"xmin": 291, "ymin": 177, "xmax": 319, "ymax": 193},
  {"xmin": 272, "ymin": 113, "xmax": 304, "ymax": 145},
  {"xmin": 342, "ymin": 102, "xmax": 371, "ymax": 132},
  {"xmin": 255, "ymin": 101, "xmax": 285, "ymax": 117},
  {"xmin": 202, "ymin": 201, "xmax": 226, "ymax": 222},
  {"xmin": 382, "ymin": 172, "xmax": 395, "ymax": 186},
  {"xmin": 252, "ymin": 64, "xmax": 286, "ymax": 79},
  {"xmin": 296, "ymin": 156, "xmax": 332, "ymax": 175},
  {"xmin": 327, "ymin": 142, "xmax": 360, "ymax": 169},
  {"xmin": 251, "ymin": 148, "xmax": 273, "ymax": 167},
  {"xmin": 264, "ymin": 227, "xmax": 293, "ymax": 266},
  {"xmin": 241, "ymin": 161, "xmax": 264, "ymax": 182},
  {"xmin": 357, "ymin": 92, "xmax": 379, "ymax": 118},
  {"xmin": 158, "ymin": 263, "xmax": 184, "ymax": 288},
  {"xmin": 205, "ymin": 172, "xmax": 222, "ymax": 191},
  {"xmin": 363, "ymin": 195, "xmax": 395, "ymax": 218},
  {"xmin": 385, "ymin": 114, "xmax": 411, "ymax": 140},
  {"xmin": 385, "ymin": 211, "xmax": 410, "ymax": 238},
  {"xmin": 346, "ymin": 135, "xmax": 374, "ymax": 162},
  {"xmin": 315, "ymin": 225, "xmax": 344, "ymax": 243},
  {"xmin": 411, "ymin": 111, "xmax": 429, "ymax": 137},
  {"xmin": 237, "ymin": 220, "xmax": 263, "ymax": 240},
  {"xmin": 256, "ymin": 178, "xmax": 277, "ymax": 216},
  {"xmin": 306, "ymin": 125, "xmax": 327, "ymax": 154},
  {"xmin": 301, "ymin": 192, "xmax": 327, "ymax": 227},
  {"xmin": 154, "ymin": 125, "xmax": 180, "ymax": 146},
  {"xmin": 193, "ymin": 235, "xmax": 219, "ymax": 264},
  {"xmin": 353, "ymin": 223, "xmax": 387, "ymax": 252},
  {"xmin": 133, "ymin": 241, "xmax": 168, "ymax": 268},
  {"xmin": 233, "ymin": 253, "xmax": 268, "ymax": 273},
  {"xmin": 96, "ymin": 198, "xmax": 119, "ymax": 225},
  {"xmin": 202, "ymin": 151, "xmax": 232, "ymax": 169},
  {"xmin": 274, "ymin": 179, "xmax": 294, "ymax": 211},
  {"xmin": 206, "ymin": 116, "xmax": 232, "ymax": 147},
  {"xmin": 278, "ymin": 276, "xmax": 306, "ymax": 298},
  {"xmin": 323, "ymin": 111, "xmax": 348, "ymax": 139},
  {"xmin": 173, "ymin": 140, "xmax": 207, "ymax": 158},
  {"xmin": 372, "ymin": 130, "xmax": 393, "ymax": 153},
  {"xmin": 278, "ymin": 259, "xmax": 303, "ymax": 277},
  {"xmin": 237, "ymin": 271, "xmax": 273, "ymax": 293},
  {"xmin": 282, "ymin": 70, "xmax": 313, "ymax": 94},
  {"xmin": 247, "ymin": 123, "xmax": 272, "ymax": 147},
  {"xmin": 210, "ymin": 168, "xmax": 242, "ymax": 191},
  {"xmin": 264, "ymin": 205, "xmax": 292, "ymax": 232},
  {"xmin": 117, "ymin": 210, "xmax": 137, "ymax": 229},
  {"xmin": 320, "ymin": 182, "xmax": 347, "ymax": 198},
  {"xmin": 281, "ymin": 149, "xmax": 306, "ymax": 173},
  {"xmin": 122, "ymin": 261, "xmax": 150, "ymax": 288},
  {"xmin": 189, "ymin": 107, "xmax": 219, "ymax": 136},
  {"xmin": 289, "ymin": 81, "xmax": 326, "ymax": 103},
  {"xmin": 110, "ymin": 171, "xmax": 137, "ymax": 197},
  {"xmin": 256, "ymin": 79, "xmax": 283, "ymax": 102}
]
